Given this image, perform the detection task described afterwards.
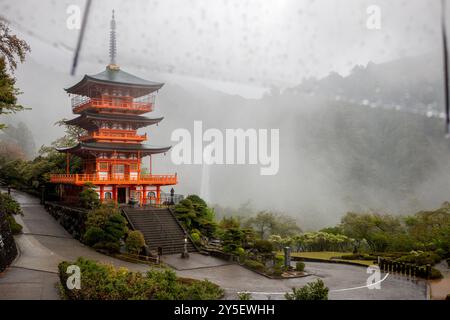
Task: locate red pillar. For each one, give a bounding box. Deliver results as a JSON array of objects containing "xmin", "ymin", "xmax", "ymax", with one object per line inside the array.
[
  {"xmin": 139, "ymin": 185, "xmax": 144, "ymax": 206},
  {"xmin": 156, "ymin": 185, "xmax": 161, "ymax": 205},
  {"xmin": 100, "ymin": 185, "xmax": 104, "ymax": 202},
  {"xmin": 143, "ymin": 185, "xmax": 147, "ymax": 206},
  {"xmin": 113, "ymin": 185, "xmax": 117, "ymax": 204}
]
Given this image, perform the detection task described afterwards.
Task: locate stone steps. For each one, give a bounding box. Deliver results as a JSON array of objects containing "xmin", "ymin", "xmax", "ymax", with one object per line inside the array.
[{"xmin": 122, "ymin": 207, "xmax": 197, "ymax": 255}]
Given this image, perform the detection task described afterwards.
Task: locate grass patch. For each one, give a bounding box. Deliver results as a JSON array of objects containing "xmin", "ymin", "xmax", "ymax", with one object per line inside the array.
[{"xmin": 285, "ymin": 251, "xmax": 375, "ymax": 267}]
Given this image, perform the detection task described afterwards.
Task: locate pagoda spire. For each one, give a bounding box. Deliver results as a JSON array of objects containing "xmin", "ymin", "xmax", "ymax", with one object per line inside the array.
[{"xmin": 108, "ymin": 9, "xmax": 119, "ymax": 70}]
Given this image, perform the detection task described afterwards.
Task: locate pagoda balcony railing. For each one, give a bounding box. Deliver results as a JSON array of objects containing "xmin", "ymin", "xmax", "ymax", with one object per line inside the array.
[
  {"xmin": 49, "ymin": 173, "xmax": 177, "ymax": 186},
  {"xmin": 71, "ymin": 96, "xmax": 154, "ymax": 114},
  {"xmin": 79, "ymin": 130, "xmax": 147, "ymax": 142}
]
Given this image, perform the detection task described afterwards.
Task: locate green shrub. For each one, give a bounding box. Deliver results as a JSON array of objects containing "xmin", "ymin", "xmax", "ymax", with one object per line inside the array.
[
  {"xmin": 6, "ymin": 214, "xmax": 22, "ymax": 234},
  {"xmin": 0, "ymin": 193, "xmax": 22, "ymax": 215},
  {"xmin": 79, "ymin": 183, "xmax": 100, "ymax": 209},
  {"xmin": 190, "ymin": 231, "xmax": 201, "ymax": 244},
  {"xmin": 396, "ymin": 251, "xmax": 442, "ymax": 266},
  {"xmin": 58, "ymin": 258, "xmax": 223, "ymax": 300},
  {"xmin": 126, "ymin": 230, "xmax": 145, "ymax": 255},
  {"xmin": 83, "ymin": 226, "xmax": 105, "ymax": 246},
  {"xmin": 296, "ymin": 261, "xmax": 305, "ymax": 272},
  {"xmin": 238, "ymin": 292, "xmax": 252, "ymax": 300},
  {"xmin": 103, "ymin": 214, "xmax": 128, "ymax": 242},
  {"xmin": 285, "ymin": 279, "xmax": 329, "ymax": 300},
  {"xmin": 93, "ymin": 241, "xmax": 120, "ymax": 253},
  {"xmin": 274, "ymin": 255, "xmax": 284, "ymax": 267},
  {"xmin": 253, "ymin": 240, "xmax": 273, "ymax": 253},
  {"xmin": 244, "ymin": 259, "xmax": 266, "ymax": 272},
  {"xmin": 430, "ymin": 267, "xmax": 443, "ymax": 280},
  {"xmin": 85, "ymin": 204, "xmax": 119, "ymax": 230},
  {"xmin": 272, "ymin": 266, "xmax": 284, "ymax": 276},
  {"xmin": 82, "ymin": 206, "xmax": 128, "ymax": 253},
  {"xmin": 235, "ymin": 247, "xmax": 245, "ymax": 256}
]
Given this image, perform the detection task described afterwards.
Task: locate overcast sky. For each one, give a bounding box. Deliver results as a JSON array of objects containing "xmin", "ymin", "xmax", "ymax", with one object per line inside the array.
[{"xmin": 0, "ymin": 0, "xmax": 443, "ymax": 92}]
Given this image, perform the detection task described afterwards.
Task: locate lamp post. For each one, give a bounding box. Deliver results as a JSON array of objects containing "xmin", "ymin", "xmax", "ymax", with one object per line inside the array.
[
  {"xmin": 170, "ymin": 188, "xmax": 175, "ymax": 205},
  {"xmin": 181, "ymin": 234, "xmax": 190, "ymax": 259}
]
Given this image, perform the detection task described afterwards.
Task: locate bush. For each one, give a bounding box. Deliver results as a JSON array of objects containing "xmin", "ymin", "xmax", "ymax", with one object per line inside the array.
[
  {"xmin": 58, "ymin": 258, "xmax": 224, "ymax": 300},
  {"xmin": 82, "ymin": 205, "xmax": 128, "ymax": 253},
  {"xmin": 6, "ymin": 214, "xmax": 22, "ymax": 234},
  {"xmin": 79, "ymin": 183, "xmax": 100, "ymax": 209},
  {"xmin": 0, "ymin": 193, "xmax": 22, "ymax": 215},
  {"xmin": 243, "ymin": 259, "xmax": 266, "ymax": 272},
  {"xmin": 285, "ymin": 279, "xmax": 329, "ymax": 300},
  {"xmin": 253, "ymin": 240, "xmax": 273, "ymax": 253},
  {"xmin": 93, "ymin": 241, "xmax": 121, "ymax": 253},
  {"xmin": 296, "ymin": 261, "xmax": 305, "ymax": 272},
  {"xmin": 235, "ymin": 247, "xmax": 245, "ymax": 256},
  {"xmin": 190, "ymin": 231, "xmax": 201, "ymax": 244},
  {"xmin": 83, "ymin": 226, "xmax": 105, "ymax": 246},
  {"xmin": 272, "ymin": 266, "xmax": 284, "ymax": 276},
  {"xmin": 396, "ymin": 251, "xmax": 442, "ymax": 266},
  {"xmin": 238, "ymin": 292, "xmax": 252, "ymax": 300},
  {"xmin": 430, "ymin": 267, "xmax": 443, "ymax": 280},
  {"xmin": 126, "ymin": 230, "xmax": 145, "ymax": 255},
  {"xmin": 85, "ymin": 204, "xmax": 118, "ymax": 230}
]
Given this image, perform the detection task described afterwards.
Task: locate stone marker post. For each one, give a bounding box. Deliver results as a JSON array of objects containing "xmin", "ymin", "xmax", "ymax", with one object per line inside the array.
[{"xmin": 283, "ymin": 246, "xmax": 291, "ymax": 269}]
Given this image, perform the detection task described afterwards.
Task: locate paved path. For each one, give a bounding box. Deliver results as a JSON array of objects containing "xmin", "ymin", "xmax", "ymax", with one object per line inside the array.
[{"xmin": 0, "ymin": 190, "xmax": 428, "ymax": 300}]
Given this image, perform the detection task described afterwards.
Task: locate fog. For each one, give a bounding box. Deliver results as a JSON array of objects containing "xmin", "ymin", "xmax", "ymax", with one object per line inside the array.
[{"xmin": 1, "ymin": 0, "xmax": 450, "ymax": 229}]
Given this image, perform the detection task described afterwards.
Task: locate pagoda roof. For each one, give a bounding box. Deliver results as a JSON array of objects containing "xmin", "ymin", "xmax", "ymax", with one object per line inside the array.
[
  {"xmin": 65, "ymin": 67, "xmax": 164, "ymax": 98},
  {"xmin": 56, "ymin": 142, "xmax": 171, "ymax": 156},
  {"xmin": 65, "ymin": 112, "xmax": 163, "ymax": 130}
]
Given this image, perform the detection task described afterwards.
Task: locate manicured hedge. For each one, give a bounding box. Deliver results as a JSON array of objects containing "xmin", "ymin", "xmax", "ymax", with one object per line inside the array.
[{"xmin": 58, "ymin": 258, "xmax": 224, "ymax": 300}]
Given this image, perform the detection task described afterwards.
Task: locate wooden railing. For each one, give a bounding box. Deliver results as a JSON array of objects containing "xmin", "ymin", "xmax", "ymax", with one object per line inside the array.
[
  {"xmin": 49, "ymin": 173, "xmax": 177, "ymax": 185},
  {"xmin": 79, "ymin": 130, "xmax": 147, "ymax": 142},
  {"xmin": 72, "ymin": 97, "xmax": 153, "ymax": 113}
]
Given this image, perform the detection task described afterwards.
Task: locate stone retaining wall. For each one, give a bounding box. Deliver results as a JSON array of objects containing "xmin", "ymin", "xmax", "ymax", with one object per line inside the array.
[
  {"xmin": 44, "ymin": 202, "xmax": 88, "ymax": 240},
  {"xmin": 0, "ymin": 210, "xmax": 17, "ymax": 272}
]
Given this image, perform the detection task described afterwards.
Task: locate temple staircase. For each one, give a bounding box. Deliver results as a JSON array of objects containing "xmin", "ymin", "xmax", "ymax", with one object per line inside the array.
[{"xmin": 122, "ymin": 207, "xmax": 197, "ymax": 255}]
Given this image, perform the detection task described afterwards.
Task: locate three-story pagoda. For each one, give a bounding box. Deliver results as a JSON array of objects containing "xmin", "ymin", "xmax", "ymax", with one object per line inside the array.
[{"xmin": 50, "ymin": 11, "xmax": 177, "ymax": 205}]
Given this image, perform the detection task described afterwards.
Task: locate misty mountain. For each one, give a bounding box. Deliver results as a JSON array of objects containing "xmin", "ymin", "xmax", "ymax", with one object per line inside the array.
[
  {"xmin": 288, "ymin": 53, "xmax": 445, "ymax": 115},
  {"xmin": 5, "ymin": 53, "xmax": 450, "ymax": 230}
]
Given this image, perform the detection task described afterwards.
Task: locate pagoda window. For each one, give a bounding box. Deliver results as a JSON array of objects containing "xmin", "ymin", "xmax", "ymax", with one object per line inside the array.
[
  {"xmin": 99, "ymin": 162, "xmax": 108, "ymax": 171},
  {"xmin": 113, "ymin": 164, "xmax": 125, "ymax": 174},
  {"xmin": 129, "ymin": 163, "xmax": 138, "ymax": 172},
  {"xmin": 104, "ymin": 192, "xmax": 112, "ymax": 200}
]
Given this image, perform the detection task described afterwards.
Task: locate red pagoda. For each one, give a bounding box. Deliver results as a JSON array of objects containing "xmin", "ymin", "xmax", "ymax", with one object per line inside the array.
[{"xmin": 50, "ymin": 11, "xmax": 177, "ymax": 205}]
